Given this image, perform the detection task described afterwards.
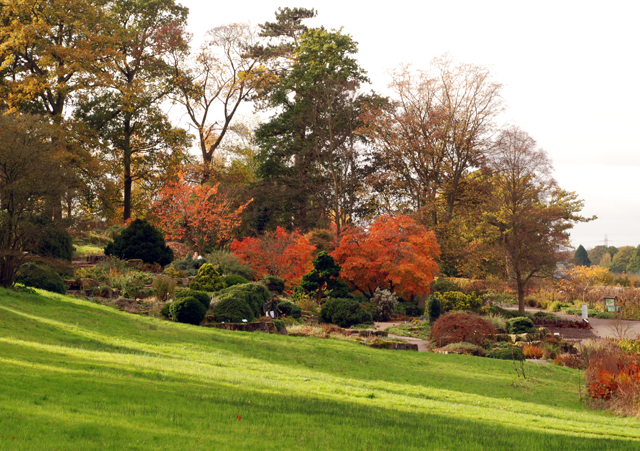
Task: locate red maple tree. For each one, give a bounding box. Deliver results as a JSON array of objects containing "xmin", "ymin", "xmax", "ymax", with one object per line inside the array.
[
  {"xmin": 230, "ymin": 227, "xmax": 315, "ymax": 286},
  {"xmin": 153, "ymin": 175, "xmax": 250, "ymax": 254},
  {"xmin": 331, "ymin": 215, "xmax": 440, "ymax": 299}
]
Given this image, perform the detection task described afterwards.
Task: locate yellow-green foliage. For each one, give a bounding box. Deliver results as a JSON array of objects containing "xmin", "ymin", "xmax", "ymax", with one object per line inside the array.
[{"xmin": 433, "ymin": 291, "xmax": 483, "ymax": 313}]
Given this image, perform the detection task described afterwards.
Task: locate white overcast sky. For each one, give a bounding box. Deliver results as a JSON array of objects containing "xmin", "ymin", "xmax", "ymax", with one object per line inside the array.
[{"xmin": 178, "ymin": 0, "xmax": 640, "ymax": 249}]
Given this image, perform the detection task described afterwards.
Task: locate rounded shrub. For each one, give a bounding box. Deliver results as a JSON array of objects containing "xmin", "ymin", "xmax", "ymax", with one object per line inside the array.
[
  {"xmin": 320, "ymin": 298, "xmax": 373, "ymax": 328},
  {"xmin": 15, "ymin": 263, "xmax": 66, "ymax": 294},
  {"xmin": 170, "ymin": 296, "xmax": 206, "ymax": 325},
  {"xmin": 278, "ymin": 300, "xmax": 302, "ymax": 319},
  {"xmin": 213, "ymin": 283, "xmax": 271, "ymax": 319},
  {"xmin": 176, "ymin": 289, "xmax": 211, "ymax": 311},
  {"xmin": 104, "ymin": 219, "xmax": 173, "ymax": 266},
  {"xmin": 506, "ymin": 317, "xmax": 536, "ymax": 334},
  {"xmin": 223, "ymin": 274, "xmax": 249, "ymax": 287},
  {"xmin": 430, "ymin": 312, "xmax": 495, "ymax": 348},
  {"xmin": 189, "ymin": 263, "xmax": 225, "ymax": 292},
  {"xmin": 426, "ymin": 295, "xmax": 442, "ymax": 323},
  {"xmin": 213, "ymin": 297, "xmax": 256, "ymax": 323}
]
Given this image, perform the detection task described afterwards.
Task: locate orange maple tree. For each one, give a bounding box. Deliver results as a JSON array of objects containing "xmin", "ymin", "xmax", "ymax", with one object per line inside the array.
[
  {"xmin": 153, "ymin": 175, "xmax": 250, "ymax": 255},
  {"xmin": 230, "ymin": 227, "xmax": 315, "ymax": 286},
  {"xmin": 331, "ymin": 215, "xmax": 440, "ymax": 299}
]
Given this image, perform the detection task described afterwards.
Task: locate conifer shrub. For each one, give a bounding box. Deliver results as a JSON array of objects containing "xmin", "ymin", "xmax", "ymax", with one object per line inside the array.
[
  {"xmin": 426, "ymin": 295, "xmax": 442, "ymax": 323},
  {"xmin": 213, "ymin": 283, "xmax": 272, "ymax": 320},
  {"xmin": 223, "ymin": 274, "xmax": 249, "ymax": 287},
  {"xmin": 15, "ymin": 263, "xmax": 66, "ymax": 294},
  {"xmin": 176, "ymin": 289, "xmax": 211, "ymax": 311},
  {"xmin": 506, "ymin": 317, "xmax": 536, "ymax": 334},
  {"xmin": 104, "ymin": 219, "xmax": 173, "ymax": 265},
  {"xmin": 170, "ymin": 296, "xmax": 206, "ymax": 325},
  {"xmin": 168, "ymin": 254, "xmax": 207, "ymax": 276},
  {"xmin": 213, "ymin": 297, "xmax": 256, "ymax": 323},
  {"xmin": 430, "ymin": 312, "xmax": 495, "ymax": 347},
  {"xmin": 189, "ymin": 263, "xmax": 225, "ymax": 292},
  {"xmin": 320, "ymin": 298, "xmax": 373, "ymax": 328}
]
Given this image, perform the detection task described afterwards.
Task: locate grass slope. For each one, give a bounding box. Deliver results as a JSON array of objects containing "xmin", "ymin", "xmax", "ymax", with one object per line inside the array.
[{"xmin": 0, "ymin": 288, "xmax": 638, "ymax": 450}]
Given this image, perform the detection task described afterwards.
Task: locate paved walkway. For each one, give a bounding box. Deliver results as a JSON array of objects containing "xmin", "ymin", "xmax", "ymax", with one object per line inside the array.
[
  {"xmin": 374, "ymin": 321, "xmax": 431, "ymax": 351},
  {"xmin": 505, "ymin": 306, "xmax": 640, "ymax": 340}
]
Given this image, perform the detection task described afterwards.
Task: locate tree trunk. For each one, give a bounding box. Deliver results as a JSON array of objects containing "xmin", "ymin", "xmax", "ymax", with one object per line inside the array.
[
  {"xmin": 517, "ymin": 276, "xmax": 526, "ymax": 315},
  {"xmin": 123, "ymin": 154, "xmax": 132, "ymax": 221},
  {"xmin": 123, "ymin": 121, "xmax": 132, "ymax": 221}
]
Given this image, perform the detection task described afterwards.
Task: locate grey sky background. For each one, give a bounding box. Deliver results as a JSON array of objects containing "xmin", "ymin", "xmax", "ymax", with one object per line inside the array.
[{"xmin": 179, "ymin": 0, "xmax": 640, "ymax": 249}]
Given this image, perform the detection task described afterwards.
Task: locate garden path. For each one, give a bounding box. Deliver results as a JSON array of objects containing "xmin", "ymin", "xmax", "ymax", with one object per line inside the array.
[
  {"xmin": 505, "ymin": 306, "xmax": 640, "ymax": 340},
  {"xmin": 374, "ymin": 322, "xmax": 431, "ymax": 352}
]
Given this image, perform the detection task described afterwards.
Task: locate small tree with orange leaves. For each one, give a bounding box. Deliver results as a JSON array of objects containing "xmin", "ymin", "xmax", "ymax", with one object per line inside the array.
[
  {"xmin": 153, "ymin": 176, "xmax": 250, "ymax": 255},
  {"xmin": 332, "ymin": 215, "xmax": 440, "ymax": 300},
  {"xmin": 230, "ymin": 227, "xmax": 315, "ymax": 287}
]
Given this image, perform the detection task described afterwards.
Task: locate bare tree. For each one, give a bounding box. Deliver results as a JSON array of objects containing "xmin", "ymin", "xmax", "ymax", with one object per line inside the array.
[{"xmin": 169, "ymin": 24, "xmax": 269, "ymax": 178}]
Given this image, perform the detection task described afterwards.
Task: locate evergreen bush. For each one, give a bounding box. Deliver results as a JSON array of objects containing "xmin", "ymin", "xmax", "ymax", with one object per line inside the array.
[
  {"xmin": 223, "ymin": 274, "xmax": 249, "ymax": 287},
  {"xmin": 212, "ymin": 297, "xmax": 256, "ymax": 323},
  {"xmin": 320, "ymin": 298, "xmax": 373, "ymax": 328},
  {"xmin": 506, "ymin": 317, "xmax": 536, "ymax": 334},
  {"xmin": 104, "ymin": 219, "xmax": 173, "ymax": 265},
  {"xmin": 431, "ymin": 291, "xmax": 483, "ymax": 313},
  {"xmin": 426, "ymin": 295, "xmax": 442, "ymax": 323},
  {"xmin": 170, "ymin": 296, "xmax": 206, "ymax": 325},
  {"xmin": 176, "ymin": 289, "xmax": 211, "ymax": 311},
  {"xmin": 213, "ymin": 283, "xmax": 272, "ymax": 319},
  {"xmin": 15, "ymin": 263, "xmax": 66, "ymax": 294},
  {"xmin": 189, "ymin": 263, "xmax": 225, "ymax": 292}
]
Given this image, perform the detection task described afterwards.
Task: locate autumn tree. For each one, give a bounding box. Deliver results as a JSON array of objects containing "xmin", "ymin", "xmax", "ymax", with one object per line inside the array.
[
  {"xmin": 331, "ymin": 215, "xmax": 440, "ymax": 300},
  {"xmin": 363, "ymin": 57, "xmax": 503, "ymax": 270},
  {"xmin": 0, "ymin": 0, "xmax": 111, "ymax": 219},
  {"xmin": 485, "ymin": 126, "xmax": 593, "ymax": 314},
  {"xmin": 559, "ymin": 265, "xmax": 614, "ymax": 302},
  {"xmin": 610, "ymin": 246, "xmax": 634, "ymax": 274},
  {"xmin": 0, "ymin": 114, "xmax": 68, "ymax": 286},
  {"xmin": 574, "ymin": 245, "xmax": 591, "ymax": 266},
  {"xmin": 153, "ymin": 175, "xmax": 251, "ymax": 255},
  {"xmin": 230, "ymin": 227, "xmax": 314, "ymax": 286},
  {"xmin": 75, "ymin": 0, "xmax": 191, "ymax": 221}
]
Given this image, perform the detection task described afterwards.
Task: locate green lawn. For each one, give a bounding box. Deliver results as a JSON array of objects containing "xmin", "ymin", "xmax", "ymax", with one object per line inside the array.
[
  {"xmin": 0, "ymin": 288, "xmax": 638, "ymax": 450},
  {"xmin": 73, "ymin": 244, "xmax": 105, "ymax": 257}
]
